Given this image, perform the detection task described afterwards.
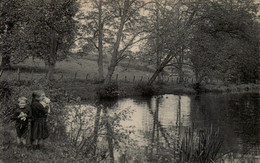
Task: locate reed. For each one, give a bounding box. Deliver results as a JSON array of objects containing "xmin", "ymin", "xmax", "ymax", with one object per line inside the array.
[{"xmin": 179, "ymin": 127, "xmax": 222, "ymax": 163}]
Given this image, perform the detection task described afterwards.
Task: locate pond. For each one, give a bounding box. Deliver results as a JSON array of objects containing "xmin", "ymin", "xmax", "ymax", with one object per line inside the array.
[{"xmin": 66, "ymin": 93, "xmax": 259, "ymax": 162}]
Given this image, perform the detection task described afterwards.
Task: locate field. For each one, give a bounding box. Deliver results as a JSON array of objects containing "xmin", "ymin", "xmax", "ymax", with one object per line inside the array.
[
  {"xmin": 0, "ymin": 55, "xmax": 157, "ymax": 82},
  {"xmin": 0, "ymin": 56, "xmax": 259, "ymax": 101}
]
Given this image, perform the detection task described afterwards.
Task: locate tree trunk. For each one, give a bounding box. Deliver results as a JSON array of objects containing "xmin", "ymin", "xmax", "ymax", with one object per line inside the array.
[
  {"xmin": 92, "ymin": 107, "xmax": 102, "ymax": 162},
  {"xmin": 97, "ymin": 0, "xmax": 104, "ymax": 81},
  {"xmin": 104, "ymin": 0, "xmax": 128, "ymax": 84},
  {"xmin": 178, "ymin": 46, "xmax": 185, "ymax": 83},
  {"xmin": 149, "ymin": 97, "xmax": 160, "ymax": 161},
  {"xmin": 148, "ymin": 54, "xmax": 174, "ymax": 85},
  {"xmin": 148, "ymin": 67, "xmax": 164, "ymax": 85},
  {"xmin": 46, "ymin": 63, "xmax": 55, "ymax": 81},
  {"xmin": 1, "ymin": 55, "xmax": 11, "ymax": 70},
  {"xmin": 1, "ymin": 20, "xmax": 13, "ymax": 70},
  {"xmin": 155, "ymin": 0, "xmax": 162, "ymax": 83},
  {"xmin": 104, "ymin": 60, "xmax": 117, "ymax": 84},
  {"xmin": 103, "ymin": 107, "xmax": 114, "ymax": 163},
  {"xmin": 47, "ymin": 29, "xmax": 58, "ymax": 80}
]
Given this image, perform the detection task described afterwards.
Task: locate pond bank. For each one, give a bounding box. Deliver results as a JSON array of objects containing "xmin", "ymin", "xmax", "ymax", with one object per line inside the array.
[
  {"xmin": 59, "ymin": 81, "xmax": 260, "ymax": 102},
  {"xmin": 1, "ymin": 81, "xmax": 259, "ymax": 162}
]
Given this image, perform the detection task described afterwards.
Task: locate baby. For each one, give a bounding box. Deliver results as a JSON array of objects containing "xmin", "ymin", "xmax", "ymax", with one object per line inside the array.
[{"xmin": 40, "ymin": 96, "xmax": 51, "ymax": 113}]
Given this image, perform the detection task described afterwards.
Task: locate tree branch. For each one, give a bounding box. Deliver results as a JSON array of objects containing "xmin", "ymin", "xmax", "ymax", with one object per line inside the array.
[{"xmin": 118, "ymin": 30, "xmax": 148, "ymax": 57}]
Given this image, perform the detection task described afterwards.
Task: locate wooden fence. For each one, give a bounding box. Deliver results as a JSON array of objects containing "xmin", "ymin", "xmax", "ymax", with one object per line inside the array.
[{"xmin": 0, "ymin": 68, "xmax": 197, "ymax": 84}]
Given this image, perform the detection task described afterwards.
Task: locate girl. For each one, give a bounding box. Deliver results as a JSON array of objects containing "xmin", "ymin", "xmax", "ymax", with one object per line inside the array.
[
  {"xmin": 11, "ymin": 97, "xmax": 31, "ymax": 147},
  {"xmin": 31, "ymin": 90, "xmax": 49, "ymax": 149}
]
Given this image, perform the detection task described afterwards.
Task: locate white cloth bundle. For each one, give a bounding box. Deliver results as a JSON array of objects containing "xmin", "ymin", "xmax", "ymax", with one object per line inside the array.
[{"xmin": 40, "ymin": 97, "xmax": 51, "ymax": 108}]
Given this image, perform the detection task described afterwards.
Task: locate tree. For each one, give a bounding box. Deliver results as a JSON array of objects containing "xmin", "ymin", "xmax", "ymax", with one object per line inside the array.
[
  {"xmin": 147, "ymin": 0, "xmax": 200, "ymax": 85},
  {"xmin": 0, "ymin": 0, "xmax": 26, "ymax": 70},
  {"xmin": 78, "ymin": 0, "xmax": 108, "ymax": 81},
  {"xmin": 102, "ymin": 0, "xmax": 150, "ymax": 84},
  {"xmin": 78, "ymin": 0, "xmax": 149, "ymax": 83},
  {"xmin": 189, "ymin": 0, "xmax": 259, "ymax": 83},
  {"xmin": 23, "ymin": 0, "xmax": 79, "ymax": 80},
  {"xmin": 142, "ymin": 0, "xmax": 167, "ymax": 83}
]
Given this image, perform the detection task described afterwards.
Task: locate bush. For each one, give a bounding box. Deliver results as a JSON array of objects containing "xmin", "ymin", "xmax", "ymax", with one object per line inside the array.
[
  {"xmin": 192, "ymin": 83, "xmax": 208, "ymax": 94},
  {"xmin": 0, "ymin": 81, "xmax": 12, "ymax": 100},
  {"xmin": 95, "ymin": 82, "xmax": 119, "ymax": 99},
  {"xmin": 134, "ymin": 82, "xmax": 156, "ymax": 97}
]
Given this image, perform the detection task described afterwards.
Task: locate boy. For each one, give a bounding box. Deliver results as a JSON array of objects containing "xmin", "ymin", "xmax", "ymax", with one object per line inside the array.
[{"xmin": 11, "ymin": 97, "xmax": 31, "ymax": 147}]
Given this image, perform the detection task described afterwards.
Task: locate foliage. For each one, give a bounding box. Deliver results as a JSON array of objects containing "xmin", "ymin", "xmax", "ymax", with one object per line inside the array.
[
  {"xmin": 95, "ymin": 82, "xmax": 119, "ymax": 99},
  {"xmin": 134, "ymin": 82, "xmax": 156, "ymax": 97},
  {"xmin": 0, "ymin": 81, "xmax": 12, "ymax": 100},
  {"xmin": 0, "ymin": 0, "xmax": 28, "ymax": 68},
  {"xmin": 1, "ymin": 0, "xmax": 79, "ymax": 79},
  {"xmin": 78, "ymin": 0, "xmax": 150, "ymax": 84},
  {"xmin": 189, "ymin": 0, "xmax": 260, "ymax": 83},
  {"xmin": 192, "ymin": 83, "xmax": 208, "ymax": 94},
  {"xmin": 0, "ymin": 80, "xmax": 136, "ymax": 162},
  {"xmin": 179, "ymin": 128, "xmax": 222, "ymax": 163},
  {"xmin": 22, "ymin": 0, "xmax": 79, "ymax": 63},
  {"xmin": 145, "ymin": 126, "xmax": 223, "ymax": 163}
]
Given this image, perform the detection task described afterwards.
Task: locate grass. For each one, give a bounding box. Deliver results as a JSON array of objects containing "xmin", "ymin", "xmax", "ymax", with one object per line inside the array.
[
  {"xmin": 4, "ymin": 56, "xmax": 155, "ymax": 81},
  {"xmin": 179, "ymin": 127, "xmax": 222, "ymax": 163},
  {"xmin": 0, "ymin": 76, "xmax": 259, "ymax": 162},
  {"xmin": 205, "ymin": 83, "xmax": 260, "ymax": 94},
  {"xmin": 0, "ymin": 139, "xmax": 81, "ymax": 163},
  {"xmin": 0, "ymin": 56, "xmax": 259, "ymax": 100}
]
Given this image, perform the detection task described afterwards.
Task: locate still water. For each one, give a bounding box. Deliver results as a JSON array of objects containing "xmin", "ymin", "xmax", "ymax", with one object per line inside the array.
[
  {"xmin": 111, "ymin": 93, "xmax": 259, "ymax": 159},
  {"xmin": 67, "ymin": 93, "xmax": 259, "ymax": 162}
]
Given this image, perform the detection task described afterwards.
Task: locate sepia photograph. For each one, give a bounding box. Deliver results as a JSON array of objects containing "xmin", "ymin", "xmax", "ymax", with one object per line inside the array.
[{"xmin": 0, "ymin": 0, "xmax": 259, "ymax": 162}]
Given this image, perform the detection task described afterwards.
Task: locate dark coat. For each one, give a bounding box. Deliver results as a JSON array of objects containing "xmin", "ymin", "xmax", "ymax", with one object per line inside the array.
[
  {"xmin": 11, "ymin": 106, "xmax": 32, "ymax": 138},
  {"xmin": 31, "ymin": 99, "xmax": 49, "ymax": 140},
  {"xmin": 11, "ymin": 106, "xmax": 32, "ymax": 124},
  {"xmin": 31, "ymin": 100, "xmax": 48, "ymax": 119}
]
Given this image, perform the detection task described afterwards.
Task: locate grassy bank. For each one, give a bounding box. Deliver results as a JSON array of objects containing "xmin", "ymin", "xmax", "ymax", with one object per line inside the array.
[
  {"xmin": 59, "ymin": 80, "xmax": 260, "ymax": 102},
  {"xmin": 1, "ymin": 57, "xmax": 259, "ymax": 100},
  {"xmin": 1, "ymin": 79, "xmax": 259, "ymax": 162}
]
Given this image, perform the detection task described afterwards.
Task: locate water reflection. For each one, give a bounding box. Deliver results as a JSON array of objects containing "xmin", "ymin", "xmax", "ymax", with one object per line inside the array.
[
  {"xmin": 189, "ymin": 93, "xmax": 259, "ymax": 155},
  {"xmin": 113, "ymin": 93, "xmax": 259, "ymax": 161},
  {"xmin": 66, "ymin": 93, "xmax": 259, "ymax": 162}
]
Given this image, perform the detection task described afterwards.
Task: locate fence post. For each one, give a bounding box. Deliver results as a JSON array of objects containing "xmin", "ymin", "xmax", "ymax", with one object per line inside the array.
[
  {"xmin": 116, "ymin": 74, "xmax": 118, "ymax": 82},
  {"xmin": 176, "ymin": 77, "xmax": 179, "ymax": 84},
  {"xmin": 0, "ymin": 70, "xmax": 3, "ymax": 78},
  {"xmin": 86, "ymin": 73, "xmax": 89, "ymax": 80},
  {"xmin": 140, "ymin": 76, "xmax": 143, "ymax": 82},
  {"xmin": 31, "ymin": 70, "xmax": 34, "ymax": 81},
  {"xmin": 74, "ymin": 72, "xmax": 77, "ymax": 81},
  {"xmin": 60, "ymin": 73, "xmax": 63, "ymax": 80},
  {"xmin": 133, "ymin": 76, "xmax": 135, "ymax": 82},
  {"xmin": 17, "ymin": 68, "xmax": 20, "ymax": 81}
]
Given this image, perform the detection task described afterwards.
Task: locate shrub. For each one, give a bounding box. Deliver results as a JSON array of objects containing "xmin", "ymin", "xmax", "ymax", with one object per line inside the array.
[
  {"xmin": 95, "ymin": 82, "xmax": 119, "ymax": 99},
  {"xmin": 0, "ymin": 81, "xmax": 12, "ymax": 100},
  {"xmin": 192, "ymin": 83, "xmax": 208, "ymax": 94},
  {"xmin": 134, "ymin": 82, "xmax": 156, "ymax": 97}
]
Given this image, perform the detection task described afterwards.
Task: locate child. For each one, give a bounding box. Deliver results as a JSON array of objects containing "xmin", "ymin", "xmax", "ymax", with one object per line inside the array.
[
  {"xmin": 31, "ymin": 90, "xmax": 49, "ymax": 149},
  {"xmin": 11, "ymin": 97, "xmax": 31, "ymax": 147}
]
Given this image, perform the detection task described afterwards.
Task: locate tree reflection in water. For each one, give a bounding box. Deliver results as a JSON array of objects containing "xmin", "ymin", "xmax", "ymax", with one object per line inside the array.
[{"xmin": 65, "ymin": 93, "xmax": 259, "ymax": 162}]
